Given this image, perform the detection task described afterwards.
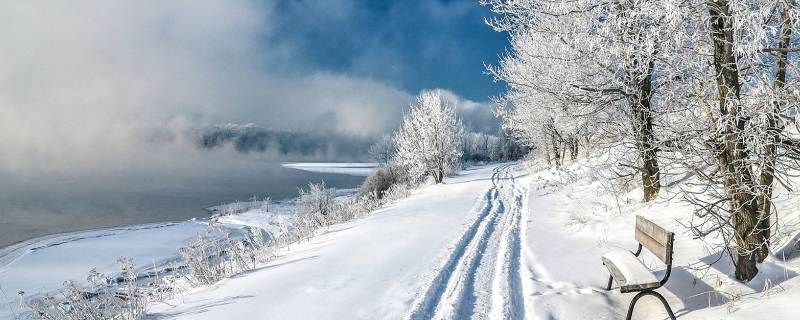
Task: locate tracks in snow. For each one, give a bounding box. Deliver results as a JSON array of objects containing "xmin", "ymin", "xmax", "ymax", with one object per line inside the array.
[{"xmin": 408, "ymin": 164, "xmax": 529, "ymax": 320}]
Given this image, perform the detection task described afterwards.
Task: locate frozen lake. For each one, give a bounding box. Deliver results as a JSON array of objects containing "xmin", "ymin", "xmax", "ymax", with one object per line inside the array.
[{"xmin": 0, "ymin": 161, "xmax": 373, "ymax": 248}]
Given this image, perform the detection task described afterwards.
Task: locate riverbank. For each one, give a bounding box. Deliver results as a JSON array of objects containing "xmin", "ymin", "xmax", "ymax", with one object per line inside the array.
[
  {"xmin": 0, "ymin": 188, "xmax": 366, "ymax": 319},
  {"xmin": 0, "ymin": 162, "xmax": 370, "ymax": 248}
]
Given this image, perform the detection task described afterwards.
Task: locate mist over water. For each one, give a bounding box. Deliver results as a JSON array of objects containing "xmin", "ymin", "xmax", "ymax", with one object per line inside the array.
[
  {"xmin": 0, "ymin": 1, "xmax": 503, "ymax": 249},
  {"xmin": 0, "ymin": 158, "xmax": 365, "ymax": 248}
]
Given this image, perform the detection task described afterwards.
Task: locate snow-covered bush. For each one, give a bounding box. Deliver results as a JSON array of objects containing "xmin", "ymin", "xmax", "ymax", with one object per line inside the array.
[
  {"xmin": 381, "ymin": 182, "xmax": 411, "ymax": 202},
  {"xmin": 298, "ymin": 182, "xmax": 336, "ymax": 227},
  {"xmin": 26, "ymin": 258, "xmax": 150, "ymax": 320},
  {"xmin": 178, "ymin": 227, "xmax": 280, "ymax": 286},
  {"xmin": 359, "ymin": 162, "xmax": 410, "ymax": 199},
  {"xmin": 178, "ymin": 234, "xmax": 229, "ymax": 285}
]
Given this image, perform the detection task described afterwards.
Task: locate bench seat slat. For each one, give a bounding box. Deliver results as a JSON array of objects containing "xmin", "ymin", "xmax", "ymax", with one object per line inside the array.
[{"xmin": 602, "ymin": 249, "xmax": 660, "ymax": 293}]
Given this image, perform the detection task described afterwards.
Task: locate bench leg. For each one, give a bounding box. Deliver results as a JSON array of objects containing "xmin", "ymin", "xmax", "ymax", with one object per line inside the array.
[
  {"xmin": 607, "ymin": 275, "xmax": 613, "ymax": 290},
  {"xmin": 625, "ymin": 290, "xmax": 676, "ymax": 320}
]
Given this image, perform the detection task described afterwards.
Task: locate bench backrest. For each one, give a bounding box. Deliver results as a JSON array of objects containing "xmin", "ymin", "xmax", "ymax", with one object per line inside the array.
[{"xmin": 635, "ymin": 215, "xmax": 674, "ymax": 264}]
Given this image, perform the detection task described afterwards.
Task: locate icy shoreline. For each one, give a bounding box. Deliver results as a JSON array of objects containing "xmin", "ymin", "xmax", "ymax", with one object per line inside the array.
[
  {"xmin": 0, "ymin": 163, "xmax": 370, "ymax": 319},
  {"xmin": 281, "ymin": 162, "xmax": 378, "ymax": 177}
]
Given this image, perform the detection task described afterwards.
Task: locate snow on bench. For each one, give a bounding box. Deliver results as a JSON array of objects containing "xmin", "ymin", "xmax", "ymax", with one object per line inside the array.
[
  {"xmin": 602, "ymin": 215, "xmax": 675, "ymax": 320},
  {"xmin": 602, "ymin": 249, "xmax": 660, "ymax": 289}
]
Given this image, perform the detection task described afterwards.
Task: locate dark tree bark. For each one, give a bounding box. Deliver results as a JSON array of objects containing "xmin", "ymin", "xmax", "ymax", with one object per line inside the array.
[
  {"xmin": 755, "ymin": 4, "xmax": 792, "ymax": 262},
  {"xmin": 433, "ymin": 164, "xmax": 445, "ymax": 184},
  {"xmin": 544, "ymin": 144, "xmax": 552, "ymax": 167},
  {"xmin": 630, "ymin": 58, "xmax": 662, "ymax": 202},
  {"xmin": 568, "ymin": 136, "xmax": 579, "ymax": 160},
  {"xmin": 618, "ymin": 0, "xmax": 662, "ymax": 203},
  {"xmin": 547, "ymin": 119, "xmax": 562, "ymax": 167},
  {"xmin": 708, "ymin": 0, "xmax": 762, "ymax": 281}
]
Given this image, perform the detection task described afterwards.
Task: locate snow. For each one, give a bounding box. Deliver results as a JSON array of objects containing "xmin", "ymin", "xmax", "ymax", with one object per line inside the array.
[
  {"xmin": 516, "ymin": 159, "xmax": 800, "ymax": 319},
  {"xmin": 281, "ymin": 162, "xmax": 378, "ymax": 177},
  {"xmin": 6, "ymin": 159, "xmax": 800, "ymax": 319},
  {"xmin": 0, "ymin": 221, "xmax": 207, "ymax": 318},
  {"xmin": 602, "ymin": 249, "xmax": 660, "ymax": 286},
  {"xmin": 407, "ymin": 164, "xmax": 528, "ymax": 319},
  {"xmin": 149, "ymin": 164, "xmax": 506, "ymax": 319},
  {"xmin": 215, "ymin": 210, "xmax": 296, "ymax": 238},
  {"xmin": 0, "ymin": 214, "xmax": 292, "ymax": 318}
]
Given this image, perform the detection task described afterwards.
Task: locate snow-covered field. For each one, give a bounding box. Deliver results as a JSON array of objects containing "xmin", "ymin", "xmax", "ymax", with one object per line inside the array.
[
  {"xmin": 282, "ymin": 162, "xmax": 378, "ymax": 177},
  {"xmin": 5, "ymin": 160, "xmax": 800, "ymax": 319}
]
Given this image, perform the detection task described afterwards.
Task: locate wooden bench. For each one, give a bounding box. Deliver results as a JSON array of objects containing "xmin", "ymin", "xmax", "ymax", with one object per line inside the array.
[{"xmin": 602, "ymin": 215, "xmax": 676, "ymax": 320}]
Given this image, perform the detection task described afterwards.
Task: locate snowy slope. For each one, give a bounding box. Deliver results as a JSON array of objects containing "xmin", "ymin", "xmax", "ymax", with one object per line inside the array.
[
  {"xmin": 517, "ymin": 161, "xmax": 800, "ymax": 320},
  {"xmin": 149, "ymin": 164, "xmax": 515, "ymax": 319}
]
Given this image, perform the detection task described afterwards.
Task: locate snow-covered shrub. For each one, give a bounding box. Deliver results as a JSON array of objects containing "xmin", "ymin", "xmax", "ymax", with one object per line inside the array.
[
  {"xmin": 381, "ymin": 182, "xmax": 411, "ymax": 202},
  {"xmin": 178, "ymin": 233, "xmax": 230, "ymax": 285},
  {"xmin": 347, "ymin": 194, "xmax": 381, "ymax": 218},
  {"xmin": 242, "ymin": 227, "xmax": 276, "ymax": 263},
  {"xmin": 359, "ymin": 163, "xmax": 409, "ymax": 199},
  {"xmin": 26, "ymin": 258, "xmax": 149, "ymax": 320},
  {"xmin": 298, "ymin": 182, "xmax": 335, "ymax": 226}
]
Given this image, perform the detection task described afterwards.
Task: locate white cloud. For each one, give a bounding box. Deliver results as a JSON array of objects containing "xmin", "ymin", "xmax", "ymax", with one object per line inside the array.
[
  {"xmin": 0, "ymin": 1, "xmax": 498, "ymax": 176},
  {"xmin": 0, "ymin": 1, "xmax": 417, "ymax": 173},
  {"xmin": 438, "ymin": 89, "xmax": 500, "ymax": 133}
]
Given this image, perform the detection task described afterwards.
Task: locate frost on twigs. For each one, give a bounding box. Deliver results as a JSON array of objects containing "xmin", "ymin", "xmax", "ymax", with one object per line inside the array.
[
  {"xmin": 483, "ymin": 0, "xmax": 800, "ymax": 281},
  {"xmin": 26, "ymin": 258, "xmax": 150, "ymax": 320}
]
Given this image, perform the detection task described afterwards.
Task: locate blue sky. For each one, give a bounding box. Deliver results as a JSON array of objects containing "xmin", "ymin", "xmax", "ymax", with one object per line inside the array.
[{"xmin": 263, "ymin": 0, "xmax": 508, "ymax": 101}]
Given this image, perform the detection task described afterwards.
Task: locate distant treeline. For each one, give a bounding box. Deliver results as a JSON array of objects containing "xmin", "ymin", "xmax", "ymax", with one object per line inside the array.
[{"xmin": 192, "ymin": 124, "xmax": 373, "ymax": 160}]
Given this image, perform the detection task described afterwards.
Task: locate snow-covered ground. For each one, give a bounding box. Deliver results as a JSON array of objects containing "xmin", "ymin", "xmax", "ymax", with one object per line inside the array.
[
  {"xmin": 0, "ymin": 210, "xmax": 299, "ymax": 318},
  {"xmin": 149, "ymin": 164, "xmax": 511, "ymax": 319},
  {"xmin": 5, "ymin": 160, "xmax": 800, "ymax": 319},
  {"xmin": 517, "ymin": 161, "xmax": 800, "ymax": 319},
  {"xmin": 281, "ymin": 162, "xmax": 378, "ymax": 177},
  {"xmin": 150, "ymin": 160, "xmax": 800, "ymax": 320},
  {"xmin": 0, "ymin": 221, "xmax": 204, "ymax": 318}
]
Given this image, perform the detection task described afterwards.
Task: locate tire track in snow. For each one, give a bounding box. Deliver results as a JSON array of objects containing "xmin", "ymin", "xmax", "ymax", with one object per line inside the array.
[{"xmin": 408, "ymin": 164, "xmax": 529, "ymax": 320}]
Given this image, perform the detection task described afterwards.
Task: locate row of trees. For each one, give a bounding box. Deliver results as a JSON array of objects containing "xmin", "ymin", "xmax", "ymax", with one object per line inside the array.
[{"xmin": 484, "ymin": 0, "xmax": 800, "ymax": 281}]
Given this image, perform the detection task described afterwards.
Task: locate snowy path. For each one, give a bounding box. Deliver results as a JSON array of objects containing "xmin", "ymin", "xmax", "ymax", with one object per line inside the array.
[
  {"xmin": 149, "ymin": 164, "xmax": 512, "ymax": 320},
  {"xmin": 408, "ymin": 164, "xmax": 529, "ymax": 319}
]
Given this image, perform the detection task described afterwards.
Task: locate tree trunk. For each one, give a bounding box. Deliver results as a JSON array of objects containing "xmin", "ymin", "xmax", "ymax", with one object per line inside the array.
[
  {"xmin": 550, "ymin": 127, "xmax": 562, "ymax": 167},
  {"xmin": 544, "ymin": 144, "xmax": 552, "ymax": 167},
  {"xmin": 434, "ymin": 164, "xmax": 444, "ymax": 184},
  {"xmin": 708, "ymin": 0, "xmax": 762, "ymax": 281},
  {"xmin": 568, "ymin": 136, "xmax": 578, "ymax": 160},
  {"xmin": 754, "ymin": 4, "xmax": 792, "ymax": 262},
  {"xmin": 631, "ymin": 58, "xmax": 662, "ymax": 202}
]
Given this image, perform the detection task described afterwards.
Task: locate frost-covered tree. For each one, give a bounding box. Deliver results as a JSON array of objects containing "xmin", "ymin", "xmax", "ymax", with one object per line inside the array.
[
  {"xmin": 368, "ymin": 134, "xmax": 394, "ymax": 165},
  {"xmin": 393, "ymin": 90, "xmax": 465, "ymax": 184},
  {"xmin": 671, "ymin": 0, "xmax": 800, "ymax": 281},
  {"xmin": 485, "ymin": 0, "xmax": 800, "ymax": 281},
  {"xmin": 485, "ymin": 0, "xmax": 675, "ymax": 201}
]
